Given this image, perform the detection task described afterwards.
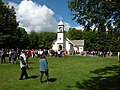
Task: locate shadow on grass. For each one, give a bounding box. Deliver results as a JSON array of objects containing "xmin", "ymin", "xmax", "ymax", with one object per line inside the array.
[
  {"xmin": 43, "ymin": 78, "xmax": 57, "ymax": 83},
  {"xmin": 29, "ymin": 75, "xmax": 39, "ymax": 79},
  {"xmin": 49, "ymin": 78, "xmax": 57, "ymax": 82},
  {"xmin": 67, "ymin": 65, "xmax": 120, "ymax": 90}
]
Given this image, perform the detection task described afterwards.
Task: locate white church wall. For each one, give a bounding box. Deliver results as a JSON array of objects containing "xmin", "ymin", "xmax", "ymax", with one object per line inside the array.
[
  {"xmin": 65, "ymin": 40, "xmax": 70, "ymax": 53},
  {"xmin": 70, "ymin": 44, "xmax": 74, "ymax": 54},
  {"xmin": 52, "ymin": 41, "xmax": 58, "ymax": 50},
  {"xmin": 57, "ymin": 33, "xmax": 64, "ymax": 43},
  {"xmin": 79, "ymin": 46, "xmax": 84, "ymax": 53}
]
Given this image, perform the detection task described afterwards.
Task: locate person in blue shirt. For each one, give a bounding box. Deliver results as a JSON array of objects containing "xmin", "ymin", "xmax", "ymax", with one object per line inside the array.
[{"xmin": 39, "ymin": 51, "xmax": 49, "ymax": 83}]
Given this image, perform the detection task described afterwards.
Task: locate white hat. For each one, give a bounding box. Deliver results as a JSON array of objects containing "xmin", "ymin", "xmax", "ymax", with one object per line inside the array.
[{"xmin": 40, "ymin": 51, "xmax": 43, "ymax": 55}]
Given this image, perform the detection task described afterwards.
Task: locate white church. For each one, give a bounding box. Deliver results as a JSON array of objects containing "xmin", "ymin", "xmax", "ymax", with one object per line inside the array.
[{"xmin": 52, "ymin": 21, "xmax": 84, "ymax": 54}]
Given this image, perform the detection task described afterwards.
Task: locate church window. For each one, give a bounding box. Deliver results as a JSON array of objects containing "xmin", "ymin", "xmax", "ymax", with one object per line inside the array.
[{"xmin": 59, "ymin": 27, "xmax": 62, "ymax": 32}]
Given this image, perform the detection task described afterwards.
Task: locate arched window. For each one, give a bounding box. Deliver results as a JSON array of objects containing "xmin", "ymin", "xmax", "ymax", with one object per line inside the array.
[
  {"xmin": 59, "ymin": 45, "xmax": 62, "ymax": 50},
  {"xmin": 59, "ymin": 27, "xmax": 63, "ymax": 32}
]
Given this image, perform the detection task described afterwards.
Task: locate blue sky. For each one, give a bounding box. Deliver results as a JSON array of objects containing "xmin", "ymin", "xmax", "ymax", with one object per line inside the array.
[
  {"xmin": 38, "ymin": 0, "xmax": 75, "ymax": 25},
  {"xmin": 3, "ymin": 0, "xmax": 81, "ymax": 32}
]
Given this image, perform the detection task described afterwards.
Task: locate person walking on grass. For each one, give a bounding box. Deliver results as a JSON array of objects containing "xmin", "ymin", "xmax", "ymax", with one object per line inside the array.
[
  {"xmin": 39, "ymin": 50, "xmax": 50, "ymax": 83},
  {"xmin": 11, "ymin": 49, "xmax": 17, "ymax": 64},
  {"xmin": 19, "ymin": 50, "xmax": 29, "ymax": 80}
]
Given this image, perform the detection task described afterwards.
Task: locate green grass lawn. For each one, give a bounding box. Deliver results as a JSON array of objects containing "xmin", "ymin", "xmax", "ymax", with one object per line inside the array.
[{"xmin": 0, "ymin": 56, "xmax": 120, "ymax": 90}]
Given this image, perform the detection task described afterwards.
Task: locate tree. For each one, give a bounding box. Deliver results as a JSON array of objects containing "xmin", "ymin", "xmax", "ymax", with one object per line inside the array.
[
  {"xmin": 82, "ymin": 30, "xmax": 98, "ymax": 51},
  {"xmin": 28, "ymin": 31, "xmax": 39, "ymax": 49},
  {"xmin": 0, "ymin": 0, "xmax": 19, "ymax": 48},
  {"xmin": 68, "ymin": 0, "xmax": 120, "ymax": 51},
  {"xmin": 16, "ymin": 27, "xmax": 30, "ymax": 49},
  {"xmin": 68, "ymin": 0, "xmax": 120, "ymax": 29},
  {"xmin": 66, "ymin": 28, "xmax": 83, "ymax": 40},
  {"xmin": 38, "ymin": 32, "xmax": 56, "ymax": 49},
  {"xmin": 28, "ymin": 31, "xmax": 56, "ymax": 49}
]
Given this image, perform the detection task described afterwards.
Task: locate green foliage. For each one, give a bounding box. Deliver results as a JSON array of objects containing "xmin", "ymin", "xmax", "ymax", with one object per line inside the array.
[
  {"xmin": 16, "ymin": 27, "xmax": 30, "ymax": 49},
  {"xmin": 66, "ymin": 27, "xmax": 120, "ymax": 53},
  {"xmin": 66, "ymin": 28, "xmax": 83, "ymax": 40},
  {"xmin": 0, "ymin": 0, "xmax": 30, "ymax": 49},
  {"xmin": 68, "ymin": 0, "xmax": 120, "ymax": 30},
  {"xmin": 0, "ymin": 1, "xmax": 19, "ymax": 48},
  {"xmin": 82, "ymin": 30, "xmax": 98, "ymax": 51},
  {"xmin": 68, "ymin": 0, "xmax": 120, "ymax": 53},
  {"xmin": 28, "ymin": 31, "xmax": 56, "ymax": 49},
  {"xmin": 28, "ymin": 31, "xmax": 39, "ymax": 49},
  {"xmin": 38, "ymin": 32, "xmax": 56, "ymax": 49}
]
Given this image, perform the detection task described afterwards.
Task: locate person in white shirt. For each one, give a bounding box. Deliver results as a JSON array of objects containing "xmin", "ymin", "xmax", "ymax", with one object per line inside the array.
[{"xmin": 19, "ymin": 50, "xmax": 29, "ymax": 80}]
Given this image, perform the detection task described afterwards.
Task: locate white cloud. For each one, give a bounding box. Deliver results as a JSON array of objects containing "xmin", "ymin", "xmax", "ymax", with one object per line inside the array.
[
  {"xmin": 74, "ymin": 25, "xmax": 84, "ymax": 30},
  {"xmin": 7, "ymin": 1, "xmax": 18, "ymax": 9},
  {"xmin": 8, "ymin": 0, "xmax": 83, "ymax": 33},
  {"xmin": 64, "ymin": 23, "xmax": 84, "ymax": 31},
  {"xmin": 64, "ymin": 22, "xmax": 71, "ymax": 31},
  {"xmin": 8, "ymin": 0, "xmax": 58, "ymax": 33}
]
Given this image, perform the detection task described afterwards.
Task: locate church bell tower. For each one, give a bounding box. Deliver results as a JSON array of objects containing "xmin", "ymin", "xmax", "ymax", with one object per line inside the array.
[{"xmin": 57, "ymin": 20, "xmax": 65, "ymax": 50}]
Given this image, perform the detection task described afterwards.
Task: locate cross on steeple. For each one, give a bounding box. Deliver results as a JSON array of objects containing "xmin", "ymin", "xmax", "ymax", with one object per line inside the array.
[{"xmin": 59, "ymin": 16, "xmax": 63, "ymax": 21}]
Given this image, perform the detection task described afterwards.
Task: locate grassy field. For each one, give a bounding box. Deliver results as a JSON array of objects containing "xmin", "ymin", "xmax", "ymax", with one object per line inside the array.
[{"xmin": 0, "ymin": 56, "xmax": 120, "ymax": 90}]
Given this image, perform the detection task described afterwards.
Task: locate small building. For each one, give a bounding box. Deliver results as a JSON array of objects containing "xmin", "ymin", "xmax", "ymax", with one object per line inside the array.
[{"xmin": 52, "ymin": 20, "xmax": 84, "ymax": 54}]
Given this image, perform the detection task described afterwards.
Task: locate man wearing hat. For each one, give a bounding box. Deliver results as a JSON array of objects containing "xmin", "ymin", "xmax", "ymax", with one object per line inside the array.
[{"xmin": 39, "ymin": 50, "xmax": 49, "ymax": 83}]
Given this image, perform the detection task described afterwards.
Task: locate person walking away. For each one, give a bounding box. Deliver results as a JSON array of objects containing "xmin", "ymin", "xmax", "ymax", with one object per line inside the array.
[
  {"xmin": 19, "ymin": 50, "xmax": 29, "ymax": 80},
  {"xmin": 39, "ymin": 51, "xmax": 50, "ymax": 83},
  {"xmin": 11, "ymin": 49, "xmax": 17, "ymax": 64},
  {"xmin": 1, "ymin": 48, "xmax": 6, "ymax": 64},
  {"xmin": 16, "ymin": 48, "xmax": 21, "ymax": 60}
]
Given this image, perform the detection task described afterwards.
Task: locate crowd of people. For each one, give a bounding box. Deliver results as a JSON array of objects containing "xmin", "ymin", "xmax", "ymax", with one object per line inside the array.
[
  {"xmin": 0, "ymin": 48, "xmax": 66, "ymax": 64},
  {"xmin": 0, "ymin": 48, "xmax": 58, "ymax": 83},
  {"xmin": 0, "ymin": 48, "xmax": 113, "ymax": 84},
  {"xmin": 81, "ymin": 50, "xmax": 113, "ymax": 57},
  {"xmin": 0, "ymin": 48, "xmax": 113, "ymax": 65}
]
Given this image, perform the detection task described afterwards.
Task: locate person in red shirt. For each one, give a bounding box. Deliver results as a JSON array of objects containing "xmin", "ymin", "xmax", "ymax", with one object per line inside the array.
[{"xmin": 25, "ymin": 50, "xmax": 29, "ymax": 69}]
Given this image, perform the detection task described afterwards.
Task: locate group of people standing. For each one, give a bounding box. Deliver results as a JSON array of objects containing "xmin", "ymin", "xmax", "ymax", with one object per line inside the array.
[
  {"xmin": 0, "ymin": 48, "xmax": 20, "ymax": 64},
  {"xmin": 0, "ymin": 48, "xmax": 50, "ymax": 83}
]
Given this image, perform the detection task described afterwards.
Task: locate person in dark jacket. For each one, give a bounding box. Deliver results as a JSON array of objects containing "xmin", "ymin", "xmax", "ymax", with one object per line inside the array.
[
  {"xmin": 11, "ymin": 49, "xmax": 17, "ymax": 64},
  {"xmin": 1, "ymin": 48, "xmax": 6, "ymax": 63}
]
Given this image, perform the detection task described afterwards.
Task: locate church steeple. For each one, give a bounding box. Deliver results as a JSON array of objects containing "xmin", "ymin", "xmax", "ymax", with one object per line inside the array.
[
  {"xmin": 57, "ymin": 20, "xmax": 65, "ymax": 50},
  {"xmin": 57, "ymin": 20, "xmax": 64, "ymax": 32}
]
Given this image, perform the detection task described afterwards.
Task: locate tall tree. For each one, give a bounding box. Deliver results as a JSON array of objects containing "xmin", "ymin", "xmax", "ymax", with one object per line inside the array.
[
  {"xmin": 16, "ymin": 27, "xmax": 30, "ymax": 49},
  {"xmin": 0, "ymin": 0, "xmax": 19, "ymax": 48},
  {"xmin": 29, "ymin": 31, "xmax": 39, "ymax": 49},
  {"xmin": 82, "ymin": 30, "xmax": 98, "ymax": 51},
  {"xmin": 68, "ymin": 0, "xmax": 120, "ymax": 51},
  {"xmin": 68, "ymin": 0, "xmax": 120, "ymax": 29},
  {"xmin": 38, "ymin": 32, "xmax": 56, "ymax": 49},
  {"xmin": 66, "ymin": 28, "xmax": 83, "ymax": 40}
]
